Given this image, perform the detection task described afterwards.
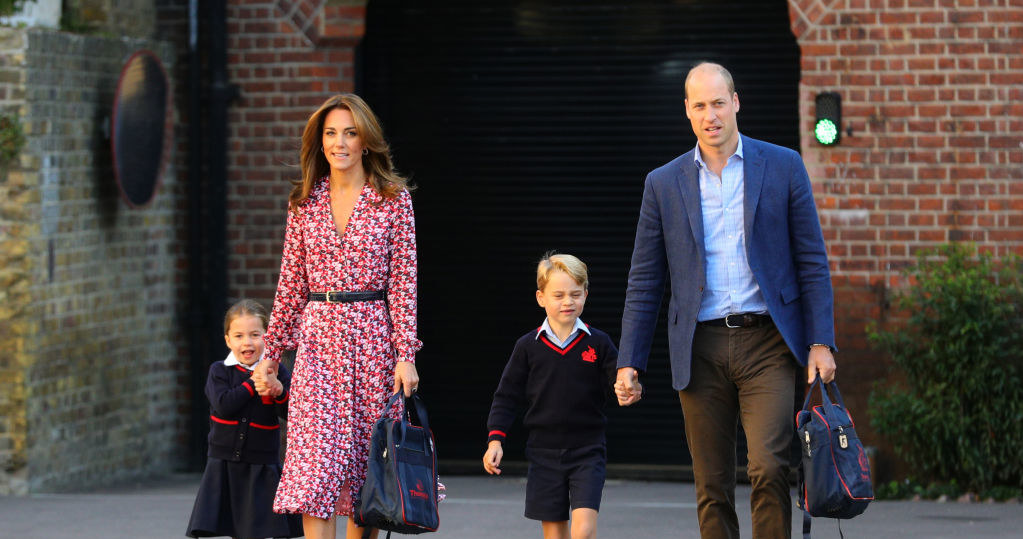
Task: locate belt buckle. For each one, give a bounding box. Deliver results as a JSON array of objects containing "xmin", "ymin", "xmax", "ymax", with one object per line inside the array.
[
  {"xmin": 725, "ymin": 314, "xmax": 742, "ymax": 328},
  {"xmin": 325, "ymin": 291, "xmax": 338, "ymax": 304}
]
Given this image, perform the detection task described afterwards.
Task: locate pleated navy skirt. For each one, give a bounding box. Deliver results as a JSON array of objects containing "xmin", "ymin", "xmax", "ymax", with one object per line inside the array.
[{"xmin": 187, "ymin": 458, "xmax": 303, "ymax": 539}]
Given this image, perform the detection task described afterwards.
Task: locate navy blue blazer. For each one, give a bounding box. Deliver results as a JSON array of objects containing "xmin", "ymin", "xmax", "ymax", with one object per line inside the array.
[{"xmin": 619, "ymin": 135, "xmax": 836, "ymax": 390}]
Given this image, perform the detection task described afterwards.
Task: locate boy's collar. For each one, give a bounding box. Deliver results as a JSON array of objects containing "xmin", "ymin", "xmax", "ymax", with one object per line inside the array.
[
  {"xmin": 224, "ymin": 351, "xmax": 262, "ymax": 370},
  {"xmin": 536, "ymin": 317, "xmax": 590, "ymax": 340}
]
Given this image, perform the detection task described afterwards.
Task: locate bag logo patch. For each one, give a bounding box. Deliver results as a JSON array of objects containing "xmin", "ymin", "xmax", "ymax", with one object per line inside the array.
[
  {"xmin": 410, "ymin": 480, "xmax": 429, "ymax": 499},
  {"xmin": 581, "ymin": 346, "xmax": 597, "ymax": 363},
  {"xmin": 857, "ymin": 446, "xmax": 870, "ymax": 480}
]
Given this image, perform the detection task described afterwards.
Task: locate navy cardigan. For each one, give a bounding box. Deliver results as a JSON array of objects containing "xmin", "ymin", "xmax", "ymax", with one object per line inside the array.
[{"xmin": 205, "ymin": 360, "xmax": 291, "ymax": 464}]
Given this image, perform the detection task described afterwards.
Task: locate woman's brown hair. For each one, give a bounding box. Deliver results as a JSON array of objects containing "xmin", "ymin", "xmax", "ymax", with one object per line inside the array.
[{"xmin": 289, "ymin": 94, "xmax": 410, "ymax": 211}]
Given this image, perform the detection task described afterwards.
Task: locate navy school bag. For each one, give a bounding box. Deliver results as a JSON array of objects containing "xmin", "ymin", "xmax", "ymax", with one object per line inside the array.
[
  {"xmin": 796, "ymin": 376, "xmax": 873, "ymax": 538},
  {"xmin": 355, "ymin": 392, "xmax": 440, "ymax": 538}
]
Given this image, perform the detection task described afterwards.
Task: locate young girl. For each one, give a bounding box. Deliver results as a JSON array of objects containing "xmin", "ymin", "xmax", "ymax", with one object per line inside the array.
[{"xmin": 187, "ymin": 300, "xmax": 303, "ymax": 539}]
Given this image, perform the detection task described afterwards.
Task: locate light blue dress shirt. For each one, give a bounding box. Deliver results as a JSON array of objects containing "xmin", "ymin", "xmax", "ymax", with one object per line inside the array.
[
  {"xmin": 694, "ymin": 138, "xmax": 768, "ymax": 321},
  {"xmin": 536, "ymin": 317, "xmax": 591, "ymax": 348}
]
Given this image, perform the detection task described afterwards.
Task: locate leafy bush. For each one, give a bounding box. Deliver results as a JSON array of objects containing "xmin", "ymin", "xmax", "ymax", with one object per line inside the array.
[
  {"xmin": 867, "ymin": 243, "xmax": 1023, "ymax": 492},
  {"xmin": 0, "ymin": 113, "xmax": 25, "ymax": 167},
  {"xmin": 0, "ymin": 0, "xmax": 27, "ymax": 18}
]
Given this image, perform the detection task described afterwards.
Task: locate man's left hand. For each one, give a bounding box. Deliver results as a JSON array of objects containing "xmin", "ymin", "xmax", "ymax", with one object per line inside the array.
[{"xmin": 807, "ymin": 346, "xmax": 836, "ymax": 383}]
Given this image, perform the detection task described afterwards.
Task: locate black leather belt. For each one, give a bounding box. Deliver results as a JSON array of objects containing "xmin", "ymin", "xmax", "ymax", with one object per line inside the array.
[
  {"xmin": 699, "ymin": 313, "xmax": 773, "ymax": 328},
  {"xmin": 308, "ymin": 291, "xmax": 385, "ymax": 303}
]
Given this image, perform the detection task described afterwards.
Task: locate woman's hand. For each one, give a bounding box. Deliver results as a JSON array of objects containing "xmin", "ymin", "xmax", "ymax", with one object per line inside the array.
[
  {"xmin": 393, "ymin": 360, "xmax": 419, "ymax": 397},
  {"xmin": 253, "ymin": 359, "xmax": 278, "ymax": 396}
]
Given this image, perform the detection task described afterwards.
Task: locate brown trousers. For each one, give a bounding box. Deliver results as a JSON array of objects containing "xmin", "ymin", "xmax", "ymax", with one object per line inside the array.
[{"xmin": 679, "ymin": 322, "xmax": 799, "ymax": 539}]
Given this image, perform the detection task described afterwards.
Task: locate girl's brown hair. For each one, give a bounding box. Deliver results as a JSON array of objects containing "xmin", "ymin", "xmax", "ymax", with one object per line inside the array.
[
  {"xmin": 223, "ymin": 299, "xmax": 269, "ymax": 334},
  {"xmin": 289, "ymin": 94, "xmax": 411, "ymax": 211}
]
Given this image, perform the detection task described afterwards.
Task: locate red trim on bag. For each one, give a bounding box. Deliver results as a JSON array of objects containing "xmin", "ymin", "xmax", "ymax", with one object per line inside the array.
[
  {"xmin": 250, "ymin": 422, "xmax": 279, "ymax": 430},
  {"xmin": 210, "ymin": 415, "xmax": 237, "ymax": 425}
]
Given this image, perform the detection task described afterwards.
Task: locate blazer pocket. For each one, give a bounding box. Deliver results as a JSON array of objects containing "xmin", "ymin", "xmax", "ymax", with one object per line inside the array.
[{"xmin": 781, "ymin": 283, "xmax": 801, "ymax": 304}]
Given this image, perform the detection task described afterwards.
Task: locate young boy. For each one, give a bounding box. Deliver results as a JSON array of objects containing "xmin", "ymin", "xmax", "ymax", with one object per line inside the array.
[{"xmin": 483, "ymin": 253, "xmax": 633, "ymax": 539}]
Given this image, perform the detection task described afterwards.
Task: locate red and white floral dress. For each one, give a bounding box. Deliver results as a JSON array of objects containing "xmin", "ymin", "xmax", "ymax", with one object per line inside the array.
[{"xmin": 263, "ymin": 178, "xmax": 421, "ymax": 519}]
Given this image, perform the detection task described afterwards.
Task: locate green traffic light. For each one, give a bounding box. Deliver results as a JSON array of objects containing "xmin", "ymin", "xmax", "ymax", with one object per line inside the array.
[{"xmin": 815, "ymin": 118, "xmax": 838, "ymax": 145}]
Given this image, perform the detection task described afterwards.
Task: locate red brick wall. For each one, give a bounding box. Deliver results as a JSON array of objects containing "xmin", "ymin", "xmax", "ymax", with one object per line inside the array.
[
  {"xmin": 789, "ymin": 0, "xmax": 1023, "ymax": 458},
  {"xmin": 225, "ymin": 0, "xmax": 365, "ymax": 302}
]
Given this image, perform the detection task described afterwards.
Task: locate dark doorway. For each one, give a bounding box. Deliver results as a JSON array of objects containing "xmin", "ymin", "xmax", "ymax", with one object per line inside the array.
[{"xmin": 360, "ymin": 1, "xmax": 800, "ymax": 465}]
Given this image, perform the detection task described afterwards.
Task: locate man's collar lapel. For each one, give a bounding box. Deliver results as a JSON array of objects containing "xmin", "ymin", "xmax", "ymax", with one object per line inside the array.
[
  {"xmin": 676, "ymin": 151, "xmax": 705, "ymax": 260},
  {"xmin": 742, "ymin": 135, "xmax": 765, "ymax": 252}
]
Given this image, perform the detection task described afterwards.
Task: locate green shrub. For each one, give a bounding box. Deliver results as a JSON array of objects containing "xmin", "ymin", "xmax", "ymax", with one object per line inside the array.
[
  {"xmin": 867, "ymin": 243, "xmax": 1023, "ymax": 492},
  {"xmin": 0, "ymin": 113, "xmax": 25, "ymax": 167},
  {"xmin": 0, "ymin": 0, "xmax": 27, "ymax": 18}
]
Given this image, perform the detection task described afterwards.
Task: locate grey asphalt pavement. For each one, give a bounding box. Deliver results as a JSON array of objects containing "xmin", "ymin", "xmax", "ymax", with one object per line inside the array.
[{"xmin": 2, "ymin": 473, "xmax": 1021, "ymax": 538}]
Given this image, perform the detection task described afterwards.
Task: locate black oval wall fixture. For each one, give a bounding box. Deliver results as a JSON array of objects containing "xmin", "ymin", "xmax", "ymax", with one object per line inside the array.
[{"xmin": 111, "ymin": 50, "xmax": 170, "ymax": 208}]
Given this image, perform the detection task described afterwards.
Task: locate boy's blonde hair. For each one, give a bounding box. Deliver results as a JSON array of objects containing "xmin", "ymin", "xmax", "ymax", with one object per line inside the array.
[
  {"xmin": 536, "ymin": 253, "xmax": 589, "ymax": 291},
  {"xmin": 223, "ymin": 299, "xmax": 269, "ymax": 334}
]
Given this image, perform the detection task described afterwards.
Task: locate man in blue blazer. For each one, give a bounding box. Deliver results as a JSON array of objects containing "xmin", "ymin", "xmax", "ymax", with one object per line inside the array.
[{"xmin": 615, "ymin": 63, "xmax": 837, "ymax": 539}]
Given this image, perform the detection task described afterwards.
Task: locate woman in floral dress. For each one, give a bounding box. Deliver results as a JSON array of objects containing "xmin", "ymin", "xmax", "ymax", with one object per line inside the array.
[{"xmin": 253, "ymin": 94, "xmax": 421, "ymax": 539}]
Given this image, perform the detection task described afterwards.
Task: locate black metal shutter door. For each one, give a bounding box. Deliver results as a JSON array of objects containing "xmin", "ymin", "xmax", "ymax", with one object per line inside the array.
[{"xmin": 360, "ymin": 1, "xmax": 799, "ymax": 465}]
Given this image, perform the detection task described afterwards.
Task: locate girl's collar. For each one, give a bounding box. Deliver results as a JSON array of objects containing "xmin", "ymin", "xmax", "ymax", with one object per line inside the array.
[{"xmin": 224, "ymin": 351, "xmax": 262, "ymax": 370}]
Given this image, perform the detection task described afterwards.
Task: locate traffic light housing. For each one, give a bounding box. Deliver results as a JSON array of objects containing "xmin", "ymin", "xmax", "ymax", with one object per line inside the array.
[{"xmin": 814, "ymin": 92, "xmax": 841, "ymax": 146}]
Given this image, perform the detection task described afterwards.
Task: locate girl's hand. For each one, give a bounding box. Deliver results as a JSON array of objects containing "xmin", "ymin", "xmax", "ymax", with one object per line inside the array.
[
  {"xmin": 483, "ymin": 441, "xmax": 504, "ymax": 475},
  {"xmin": 393, "ymin": 361, "xmax": 419, "ymax": 397},
  {"xmin": 252, "ymin": 359, "xmax": 277, "ymax": 394},
  {"xmin": 256, "ymin": 371, "xmax": 279, "ymax": 396}
]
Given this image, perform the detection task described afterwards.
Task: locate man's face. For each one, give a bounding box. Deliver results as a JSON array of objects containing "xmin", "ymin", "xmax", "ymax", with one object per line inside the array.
[{"xmin": 684, "ymin": 68, "xmax": 740, "ymax": 153}]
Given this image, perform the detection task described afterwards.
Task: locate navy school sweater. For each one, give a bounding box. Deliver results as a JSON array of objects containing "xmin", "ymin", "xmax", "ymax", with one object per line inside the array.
[
  {"xmin": 486, "ymin": 326, "xmax": 619, "ymax": 449},
  {"xmin": 205, "ymin": 360, "xmax": 291, "ymax": 464}
]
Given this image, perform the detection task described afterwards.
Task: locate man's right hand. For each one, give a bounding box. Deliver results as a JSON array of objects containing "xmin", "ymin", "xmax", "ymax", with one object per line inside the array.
[{"xmin": 615, "ymin": 367, "xmax": 642, "ymax": 406}]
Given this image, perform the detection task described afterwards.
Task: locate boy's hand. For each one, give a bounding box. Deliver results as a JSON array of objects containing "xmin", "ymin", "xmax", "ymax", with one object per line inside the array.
[
  {"xmin": 483, "ymin": 441, "xmax": 504, "ymax": 475},
  {"xmin": 615, "ymin": 367, "xmax": 642, "ymax": 406}
]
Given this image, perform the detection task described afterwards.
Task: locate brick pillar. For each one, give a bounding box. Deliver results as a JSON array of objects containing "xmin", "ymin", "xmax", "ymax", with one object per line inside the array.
[
  {"xmin": 0, "ymin": 27, "xmax": 188, "ymax": 494},
  {"xmin": 0, "ymin": 28, "xmax": 32, "ymax": 495}
]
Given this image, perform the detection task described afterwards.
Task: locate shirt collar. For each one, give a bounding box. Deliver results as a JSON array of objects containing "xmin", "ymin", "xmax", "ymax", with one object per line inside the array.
[
  {"xmin": 693, "ymin": 135, "xmax": 744, "ymax": 169},
  {"xmin": 536, "ymin": 317, "xmax": 590, "ymax": 340},
  {"xmin": 224, "ymin": 351, "xmax": 261, "ymax": 371}
]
